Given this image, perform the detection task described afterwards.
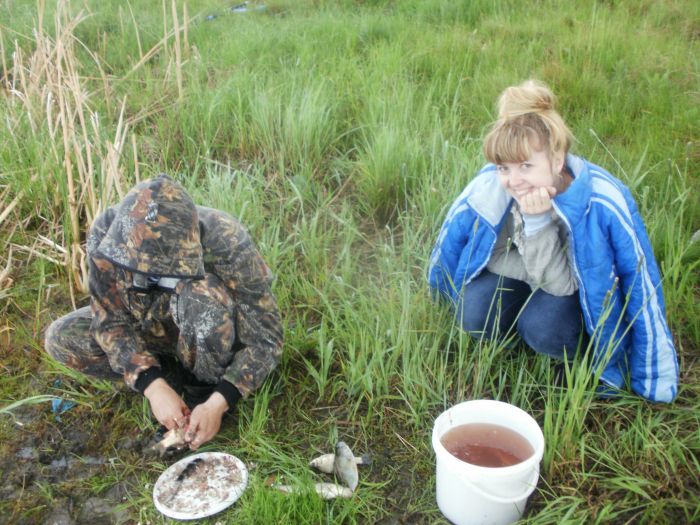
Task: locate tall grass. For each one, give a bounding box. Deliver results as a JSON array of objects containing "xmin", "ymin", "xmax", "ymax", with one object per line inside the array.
[
  {"xmin": 1, "ymin": 0, "xmax": 698, "ymax": 523},
  {"xmin": 2, "ymin": 1, "xmax": 128, "ymax": 295}
]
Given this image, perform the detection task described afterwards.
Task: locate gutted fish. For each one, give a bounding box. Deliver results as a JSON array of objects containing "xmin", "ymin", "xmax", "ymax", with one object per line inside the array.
[
  {"xmin": 314, "ymin": 482, "xmax": 354, "ymax": 499},
  {"xmin": 309, "ymin": 453, "xmax": 372, "ymax": 474},
  {"xmin": 273, "ymin": 482, "xmax": 353, "ymax": 500},
  {"xmin": 149, "ymin": 427, "xmax": 188, "ymax": 456},
  {"xmin": 333, "ymin": 441, "xmax": 359, "ymax": 491}
]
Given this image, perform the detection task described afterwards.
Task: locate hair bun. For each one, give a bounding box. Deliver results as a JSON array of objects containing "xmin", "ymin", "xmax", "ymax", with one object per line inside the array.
[
  {"xmin": 497, "ymin": 79, "xmax": 556, "ymax": 120},
  {"xmin": 483, "ymin": 80, "xmax": 573, "ymax": 162}
]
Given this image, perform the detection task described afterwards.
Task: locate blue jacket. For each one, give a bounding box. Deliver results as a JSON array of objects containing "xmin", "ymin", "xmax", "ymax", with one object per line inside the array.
[{"xmin": 428, "ymin": 154, "xmax": 678, "ymax": 403}]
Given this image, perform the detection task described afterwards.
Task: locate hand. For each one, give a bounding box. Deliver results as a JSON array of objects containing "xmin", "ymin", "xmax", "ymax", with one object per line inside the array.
[
  {"xmin": 517, "ymin": 186, "xmax": 557, "ymax": 215},
  {"xmin": 185, "ymin": 392, "xmax": 229, "ymax": 450},
  {"xmin": 144, "ymin": 378, "xmax": 190, "ymax": 430}
]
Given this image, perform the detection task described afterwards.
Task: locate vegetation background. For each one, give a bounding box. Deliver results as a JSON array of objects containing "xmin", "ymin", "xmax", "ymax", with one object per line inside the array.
[{"xmin": 0, "ymin": 0, "xmax": 698, "ymax": 523}]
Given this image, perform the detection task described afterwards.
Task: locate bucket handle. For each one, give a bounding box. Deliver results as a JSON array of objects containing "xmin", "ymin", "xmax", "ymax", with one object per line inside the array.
[{"xmin": 458, "ymin": 467, "xmax": 540, "ymax": 504}]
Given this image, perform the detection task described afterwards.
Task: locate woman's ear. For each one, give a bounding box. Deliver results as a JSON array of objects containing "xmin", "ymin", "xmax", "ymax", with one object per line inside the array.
[{"xmin": 552, "ymin": 151, "xmax": 566, "ymax": 174}]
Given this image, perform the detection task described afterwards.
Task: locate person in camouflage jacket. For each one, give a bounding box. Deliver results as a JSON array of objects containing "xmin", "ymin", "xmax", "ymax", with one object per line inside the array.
[{"xmin": 45, "ymin": 174, "xmax": 283, "ymax": 449}]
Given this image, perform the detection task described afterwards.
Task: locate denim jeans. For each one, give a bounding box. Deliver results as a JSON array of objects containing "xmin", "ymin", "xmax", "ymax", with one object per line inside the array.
[{"xmin": 458, "ymin": 270, "xmax": 588, "ymax": 360}]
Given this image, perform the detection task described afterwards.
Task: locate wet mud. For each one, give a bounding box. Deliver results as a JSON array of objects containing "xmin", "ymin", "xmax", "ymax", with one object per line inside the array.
[{"xmin": 1, "ymin": 401, "xmax": 148, "ymax": 525}]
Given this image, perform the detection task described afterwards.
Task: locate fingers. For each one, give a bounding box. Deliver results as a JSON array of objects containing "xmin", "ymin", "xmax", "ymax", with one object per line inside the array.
[
  {"xmin": 162, "ymin": 411, "xmax": 186, "ymax": 430},
  {"xmin": 185, "ymin": 407, "xmax": 222, "ymax": 450},
  {"xmin": 189, "ymin": 435, "xmax": 204, "ymax": 450},
  {"xmin": 150, "ymin": 395, "xmax": 189, "ymax": 430},
  {"xmin": 185, "ymin": 420, "xmax": 208, "ymax": 450},
  {"xmin": 519, "ymin": 187, "xmax": 553, "ymax": 215},
  {"xmin": 185, "ymin": 421, "xmax": 199, "ymax": 446}
]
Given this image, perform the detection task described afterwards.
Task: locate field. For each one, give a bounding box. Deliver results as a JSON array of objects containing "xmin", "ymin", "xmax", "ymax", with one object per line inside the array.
[{"xmin": 1, "ymin": 0, "xmax": 699, "ymax": 523}]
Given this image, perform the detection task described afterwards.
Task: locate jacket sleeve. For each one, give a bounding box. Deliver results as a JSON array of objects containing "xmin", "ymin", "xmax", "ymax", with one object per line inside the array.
[
  {"xmin": 206, "ymin": 220, "xmax": 283, "ymax": 398},
  {"xmin": 88, "ymin": 255, "xmax": 160, "ymax": 389},
  {"xmin": 608, "ymin": 191, "xmax": 678, "ymax": 402},
  {"xmin": 427, "ymin": 199, "xmax": 480, "ymax": 301},
  {"xmin": 87, "ymin": 210, "xmax": 160, "ymax": 390}
]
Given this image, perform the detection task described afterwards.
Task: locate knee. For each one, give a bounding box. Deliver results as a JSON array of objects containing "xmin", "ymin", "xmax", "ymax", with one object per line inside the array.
[
  {"xmin": 459, "ymin": 302, "xmax": 488, "ymax": 333},
  {"xmin": 43, "ymin": 307, "xmax": 93, "ymax": 365},
  {"xmin": 458, "ymin": 298, "xmax": 496, "ymax": 340},
  {"xmin": 517, "ymin": 307, "xmax": 582, "ymax": 359},
  {"xmin": 44, "ymin": 317, "xmax": 67, "ymax": 361},
  {"xmin": 517, "ymin": 317, "xmax": 556, "ymax": 357}
]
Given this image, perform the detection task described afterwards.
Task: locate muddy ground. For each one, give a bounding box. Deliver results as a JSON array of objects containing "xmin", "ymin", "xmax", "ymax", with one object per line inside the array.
[
  {"xmin": 1, "ymin": 383, "xmax": 433, "ymax": 525},
  {"xmin": 1, "ymin": 398, "xmax": 148, "ymax": 525}
]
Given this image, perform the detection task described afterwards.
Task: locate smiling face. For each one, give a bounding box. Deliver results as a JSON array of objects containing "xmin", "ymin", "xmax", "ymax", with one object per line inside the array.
[{"xmin": 496, "ymin": 147, "xmax": 565, "ymax": 199}]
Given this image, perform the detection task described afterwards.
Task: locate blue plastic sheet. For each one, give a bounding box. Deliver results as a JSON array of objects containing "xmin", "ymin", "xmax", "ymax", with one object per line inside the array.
[{"xmin": 51, "ymin": 379, "xmax": 76, "ymax": 420}]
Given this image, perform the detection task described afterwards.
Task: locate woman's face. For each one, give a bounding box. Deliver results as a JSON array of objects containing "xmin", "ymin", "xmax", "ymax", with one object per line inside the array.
[{"xmin": 496, "ymin": 148, "xmax": 564, "ymax": 200}]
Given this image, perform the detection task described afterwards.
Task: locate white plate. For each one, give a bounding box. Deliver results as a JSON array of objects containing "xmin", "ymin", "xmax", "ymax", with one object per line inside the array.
[{"xmin": 153, "ymin": 452, "xmax": 248, "ymax": 520}]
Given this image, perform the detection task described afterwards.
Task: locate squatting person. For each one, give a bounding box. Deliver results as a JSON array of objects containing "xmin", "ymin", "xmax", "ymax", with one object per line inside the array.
[
  {"xmin": 427, "ymin": 80, "xmax": 678, "ymax": 402},
  {"xmin": 45, "ymin": 174, "xmax": 283, "ymax": 448}
]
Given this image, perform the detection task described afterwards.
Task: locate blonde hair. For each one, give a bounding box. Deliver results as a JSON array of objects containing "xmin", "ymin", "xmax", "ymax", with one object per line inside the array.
[{"xmin": 483, "ymin": 80, "xmax": 574, "ymax": 164}]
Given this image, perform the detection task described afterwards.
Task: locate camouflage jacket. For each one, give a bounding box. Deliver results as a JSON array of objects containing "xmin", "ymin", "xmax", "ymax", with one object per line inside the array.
[{"xmin": 87, "ymin": 178, "xmax": 282, "ymax": 398}]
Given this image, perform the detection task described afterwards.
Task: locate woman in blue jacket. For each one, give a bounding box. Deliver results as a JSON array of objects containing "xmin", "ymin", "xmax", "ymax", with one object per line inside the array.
[{"xmin": 428, "ymin": 80, "xmax": 678, "ymax": 403}]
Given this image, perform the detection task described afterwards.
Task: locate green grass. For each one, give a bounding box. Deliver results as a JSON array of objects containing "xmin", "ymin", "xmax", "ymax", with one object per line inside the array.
[{"xmin": 1, "ymin": 0, "xmax": 699, "ymax": 523}]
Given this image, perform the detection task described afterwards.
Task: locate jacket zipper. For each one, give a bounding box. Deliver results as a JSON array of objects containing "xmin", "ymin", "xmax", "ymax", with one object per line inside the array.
[
  {"xmin": 464, "ymin": 236, "xmax": 497, "ymax": 288},
  {"xmin": 552, "ymin": 202, "xmax": 594, "ymax": 332}
]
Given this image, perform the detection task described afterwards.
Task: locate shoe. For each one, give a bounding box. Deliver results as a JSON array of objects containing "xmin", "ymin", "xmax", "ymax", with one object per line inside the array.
[
  {"xmin": 552, "ymin": 362, "xmax": 568, "ymax": 387},
  {"xmin": 595, "ymin": 381, "xmax": 621, "ymax": 399}
]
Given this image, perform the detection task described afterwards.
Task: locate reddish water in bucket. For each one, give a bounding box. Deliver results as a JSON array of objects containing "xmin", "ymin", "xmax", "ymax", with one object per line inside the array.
[{"xmin": 440, "ymin": 423, "xmax": 534, "ymax": 468}]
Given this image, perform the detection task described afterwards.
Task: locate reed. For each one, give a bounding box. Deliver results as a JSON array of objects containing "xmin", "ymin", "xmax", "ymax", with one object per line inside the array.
[
  {"xmin": 3, "ymin": 1, "xmax": 125, "ymax": 293},
  {"xmin": 1, "ymin": 0, "xmax": 195, "ymax": 295}
]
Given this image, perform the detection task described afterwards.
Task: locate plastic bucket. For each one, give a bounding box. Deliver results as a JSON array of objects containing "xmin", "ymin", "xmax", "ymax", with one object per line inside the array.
[{"xmin": 432, "ymin": 400, "xmax": 544, "ymax": 525}]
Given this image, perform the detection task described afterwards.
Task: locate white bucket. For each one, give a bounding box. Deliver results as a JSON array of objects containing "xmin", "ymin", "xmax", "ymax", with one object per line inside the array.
[{"xmin": 432, "ymin": 400, "xmax": 544, "ymax": 525}]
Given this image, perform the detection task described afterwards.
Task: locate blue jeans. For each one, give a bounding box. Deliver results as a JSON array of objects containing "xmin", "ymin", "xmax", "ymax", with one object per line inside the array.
[{"xmin": 458, "ymin": 270, "xmax": 588, "ymax": 360}]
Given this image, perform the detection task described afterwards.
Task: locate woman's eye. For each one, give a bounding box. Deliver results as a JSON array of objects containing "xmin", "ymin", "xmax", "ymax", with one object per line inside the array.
[
  {"xmin": 521, "ymin": 163, "xmax": 532, "ymax": 169},
  {"xmin": 497, "ymin": 165, "xmax": 507, "ymax": 172}
]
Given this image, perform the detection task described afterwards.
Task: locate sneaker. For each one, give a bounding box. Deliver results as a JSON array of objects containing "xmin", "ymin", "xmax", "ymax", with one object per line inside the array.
[
  {"xmin": 552, "ymin": 362, "xmax": 568, "ymax": 387},
  {"xmin": 595, "ymin": 381, "xmax": 622, "ymax": 399}
]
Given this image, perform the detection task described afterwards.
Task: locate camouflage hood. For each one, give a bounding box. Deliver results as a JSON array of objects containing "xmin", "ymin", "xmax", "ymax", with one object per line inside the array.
[{"xmin": 95, "ymin": 174, "xmax": 205, "ymax": 278}]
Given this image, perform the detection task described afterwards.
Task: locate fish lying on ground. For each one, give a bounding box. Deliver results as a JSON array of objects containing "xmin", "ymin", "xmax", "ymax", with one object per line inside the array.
[
  {"xmin": 149, "ymin": 427, "xmax": 188, "ymax": 456},
  {"xmin": 309, "ymin": 452, "xmax": 372, "ymax": 474},
  {"xmin": 273, "ymin": 482, "xmax": 353, "ymax": 500},
  {"xmin": 269, "ymin": 440, "xmax": 366, "ymax": 499},
  {"xmin": 333, "ymin": 441, "xmax": 359, "ymax": 491}
]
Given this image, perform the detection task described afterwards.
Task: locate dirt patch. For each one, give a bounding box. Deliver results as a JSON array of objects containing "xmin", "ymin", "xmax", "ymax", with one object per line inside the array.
[{"xmin": 1, "ymin": 398, "xmax": 148, "ymax": 524}]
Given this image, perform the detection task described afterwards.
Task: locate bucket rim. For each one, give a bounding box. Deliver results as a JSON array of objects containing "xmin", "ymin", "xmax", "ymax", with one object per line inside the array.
[{"xmin": 431, "ymin": 399, "xmax": 544, "ymax": 475}]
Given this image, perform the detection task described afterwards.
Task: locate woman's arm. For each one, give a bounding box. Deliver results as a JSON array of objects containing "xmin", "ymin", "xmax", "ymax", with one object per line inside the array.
[{"xmin": 607, "ymin": 191, "xmax": 678, "ymax": 403}]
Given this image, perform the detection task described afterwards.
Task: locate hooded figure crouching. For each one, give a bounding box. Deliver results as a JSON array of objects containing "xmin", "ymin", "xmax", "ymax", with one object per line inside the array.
[{"xmin": 45, "ymin": 174, "xmax": 283, "ymax": 449}]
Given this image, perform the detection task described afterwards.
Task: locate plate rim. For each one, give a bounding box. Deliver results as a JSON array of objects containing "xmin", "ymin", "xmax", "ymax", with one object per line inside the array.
[{"xmin": 152, "ymin": 451, "xmax": 249, "ymax": 520}]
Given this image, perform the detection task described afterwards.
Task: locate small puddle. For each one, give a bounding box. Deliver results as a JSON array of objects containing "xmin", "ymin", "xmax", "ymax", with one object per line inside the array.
[
  {"xmin": 48, "ymin": 456, "xmax": 109, "ymax": 469},
  {"xmin": 16, "ymin": 447, "xmax": 38, "ymax": 460}
]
